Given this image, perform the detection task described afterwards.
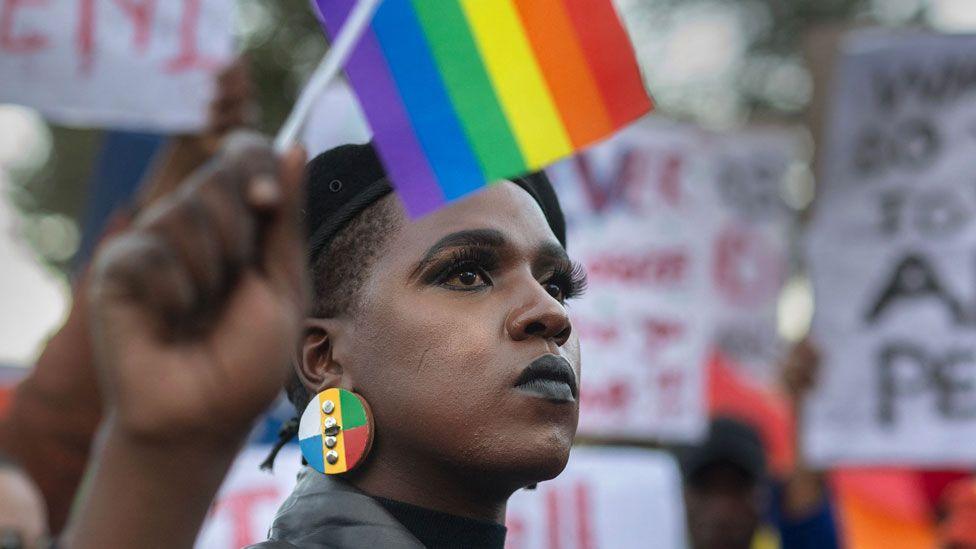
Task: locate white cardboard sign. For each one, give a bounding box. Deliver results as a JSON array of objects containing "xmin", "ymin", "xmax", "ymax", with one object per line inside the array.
[
  {"xmin": 195, "ymin": 446, "xmax": 303, "ymax": 549},
  {"xmin": 505, "ymin": 447, "xmax": 687, "ymax": 549},
  {"xmin": 806, "ymin": 31, "xmax": 976, "ymax": 465},
  {"xmin": 548, "ymin": 119, "xmax": 719, "ymax": 443},
  {"xmin": 0, "ymin": 0, "xmax": 236, "ymax": 132},
  {"xmin": 196, "ymin": 445, "xmax": 688, "ymax": 549},
  {"xmin": 703, "ymin": 129, "xmax": 796, "ymax": 382}
]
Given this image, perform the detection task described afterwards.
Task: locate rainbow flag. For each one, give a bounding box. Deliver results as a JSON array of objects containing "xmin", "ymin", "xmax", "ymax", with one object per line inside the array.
[{"xmin": 313, "ymin": 0, "xmax": 653, "ymax": 217}]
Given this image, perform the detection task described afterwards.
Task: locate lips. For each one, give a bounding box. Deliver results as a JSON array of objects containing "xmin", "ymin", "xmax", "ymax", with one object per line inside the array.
[{"xmin": 514, "ymin": 355, "xmax": 579, "ymax": 402}]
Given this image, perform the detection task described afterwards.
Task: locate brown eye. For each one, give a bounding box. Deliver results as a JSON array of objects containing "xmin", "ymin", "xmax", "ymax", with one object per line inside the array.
[
  {"xmin": 445, "ymin": 269, "xmax": 487, "ymax": 289},
  {"xmin": 544, "ymin": 282, "xmax": 564, "ymax": 301}
]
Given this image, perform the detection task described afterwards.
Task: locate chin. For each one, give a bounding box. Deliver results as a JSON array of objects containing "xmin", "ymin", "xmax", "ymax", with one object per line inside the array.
[{"xmin": 487, "ymin": 424, "xmax": 575, "ymax": 486}]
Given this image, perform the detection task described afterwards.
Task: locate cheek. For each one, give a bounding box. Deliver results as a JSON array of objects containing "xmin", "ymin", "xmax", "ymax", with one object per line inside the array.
[
  {"xmin": 350, "ymin": 293, "xmax": 504, "ymax": 423},
  {"xmin": 348, "ymin": 289, "xmax": 577, "ymax": 480}
]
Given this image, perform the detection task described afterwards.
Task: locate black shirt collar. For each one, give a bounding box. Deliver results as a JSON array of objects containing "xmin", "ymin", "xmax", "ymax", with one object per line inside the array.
[{"xmin": 373, "ymin": 497, "xmax": 506, "ymax": 549}]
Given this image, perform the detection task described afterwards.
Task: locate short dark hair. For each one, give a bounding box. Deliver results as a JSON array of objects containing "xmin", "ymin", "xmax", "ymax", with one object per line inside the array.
[{"xmin": 285, "ymin": 194, "xmax": 401, "ymax": 412}]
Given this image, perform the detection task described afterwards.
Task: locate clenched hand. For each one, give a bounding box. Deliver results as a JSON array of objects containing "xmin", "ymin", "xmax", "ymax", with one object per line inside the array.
[{"xmin": 89, "ymin": 132, "xmax": 307, "ymax": 445}]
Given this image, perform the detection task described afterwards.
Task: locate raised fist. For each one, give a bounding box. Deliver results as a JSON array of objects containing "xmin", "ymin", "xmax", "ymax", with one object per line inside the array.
[{"xmin": 89, "ymin": 133, "xmax": 307, "ymax": 445}]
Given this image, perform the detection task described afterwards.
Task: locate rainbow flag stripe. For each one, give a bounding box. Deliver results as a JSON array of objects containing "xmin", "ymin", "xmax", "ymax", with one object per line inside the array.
[{"xmin": 313, "ymin": 0, "xmax": 653, "ymax": 217}]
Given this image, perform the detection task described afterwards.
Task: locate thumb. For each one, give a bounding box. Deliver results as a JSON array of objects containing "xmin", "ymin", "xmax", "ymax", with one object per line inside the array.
[{"xmin": 260, "ymin": 145, "xmax": 308, "ymax": 312}]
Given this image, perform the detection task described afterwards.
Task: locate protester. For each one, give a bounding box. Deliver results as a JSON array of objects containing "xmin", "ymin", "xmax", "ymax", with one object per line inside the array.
[
  {"xmin": 256, "ymin": 145, "xmax": 580, "ymax": 549},
  {"xmin": 0, "ymin": 60, "xmax": 254, "ymax": 533},
  {"xmin": 680, "ymin": 417, "xmax": 767, "ymax": 549},
  {"xmin": 63, "ymin": 138, "xmax": 582, "ymax": 549},
  {"xmin": 680, "ymin": 340, "xmax": 840, "ymax": 549},
  {"xmin": 0, "ymin": 454, "xmax": 48, "ymax": 549}
]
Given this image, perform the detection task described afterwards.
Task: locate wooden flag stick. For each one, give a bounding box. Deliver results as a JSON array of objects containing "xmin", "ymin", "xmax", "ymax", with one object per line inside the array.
[{"xmin": 274, "ymin": 0, "xmax": 382, "ymax": 153}]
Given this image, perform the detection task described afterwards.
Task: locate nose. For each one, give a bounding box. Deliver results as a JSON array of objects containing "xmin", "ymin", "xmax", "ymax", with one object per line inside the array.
[{"xmin": 505, "ymin": 281, "xmax": 572, "ymax": 346}]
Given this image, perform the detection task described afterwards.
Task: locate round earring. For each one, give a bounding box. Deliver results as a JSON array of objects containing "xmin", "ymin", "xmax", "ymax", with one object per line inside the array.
[{"xmin": 298, "ymin": 387, "xmax": 375, "ymax": 475}]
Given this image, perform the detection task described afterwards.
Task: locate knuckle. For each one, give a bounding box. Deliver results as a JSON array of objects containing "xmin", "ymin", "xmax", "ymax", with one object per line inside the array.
[
  {"xmin": 222, "ymin": 130, "xmax": 274, "ymax": 168},
  {"xmin": 91, "ymin": 232, "xmax": 166, "ymax": 295}
]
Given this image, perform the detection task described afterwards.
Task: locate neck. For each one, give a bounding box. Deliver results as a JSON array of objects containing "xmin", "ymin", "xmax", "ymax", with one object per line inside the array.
[{"xmin": 348, "ymin": 453, "xmax": 512, "ymax": 524}]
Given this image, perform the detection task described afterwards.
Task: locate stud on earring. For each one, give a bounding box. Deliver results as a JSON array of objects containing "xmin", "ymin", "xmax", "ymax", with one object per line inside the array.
[{"xmin": 298, "ymin": 388, "xmax": 374, "ymax": 475}]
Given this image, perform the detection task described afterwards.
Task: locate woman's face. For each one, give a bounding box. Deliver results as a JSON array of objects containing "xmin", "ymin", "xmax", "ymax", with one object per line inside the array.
[{"xmin": 332, "ymin": 181, "xmax": 583, "ymax": 491}]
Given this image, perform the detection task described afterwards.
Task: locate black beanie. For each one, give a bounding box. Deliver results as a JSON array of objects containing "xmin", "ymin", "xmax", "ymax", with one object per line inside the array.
[{"xmin": 303, "ymin": 143, "xmax": 567, "ymax": 263}]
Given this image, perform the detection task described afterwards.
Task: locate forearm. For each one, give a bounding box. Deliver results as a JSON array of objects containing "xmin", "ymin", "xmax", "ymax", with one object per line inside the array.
[
  {"xmin": 66, "ymin": 423, "xmax": 243, "ymax": 549},
  {"xmin": 0, "ymin": 280, "xmax": 102, "ymax": 532},
  {"xmin": 783, "ymin": 396, "xmax": 825, "ymax": 518}
]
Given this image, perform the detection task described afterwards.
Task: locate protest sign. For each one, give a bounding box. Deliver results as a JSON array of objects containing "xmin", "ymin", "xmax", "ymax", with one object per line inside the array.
[
  {"xmin": 505, "ymin": 447, "xmax": 687, "ymax": 549},
  {"xmin": 195, "ymin": 446, "xmax": 303, "ymax": 549},
  {"xmin": 0, "ymin": 0, "xmax": 236, "ymax": 131},
  {"xmin": 196, "ymin": 445, "xmax": 687, "ymax": 549},
  {"xmin": 703, "ymin": 129, "xmax": 797, "ymax": 382},
  {"xmin": 806, "ymin": 31, "xmax": 976, "ymax": 465},
  {"xmin": 549, "ymin": 118, "xmax": 719, "ymax": 442}
]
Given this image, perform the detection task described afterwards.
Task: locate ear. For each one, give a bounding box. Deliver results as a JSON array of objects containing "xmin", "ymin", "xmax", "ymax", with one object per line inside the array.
[{"xmin": 296, "ymin": 318, "xmax": 355, "ymax": 395}]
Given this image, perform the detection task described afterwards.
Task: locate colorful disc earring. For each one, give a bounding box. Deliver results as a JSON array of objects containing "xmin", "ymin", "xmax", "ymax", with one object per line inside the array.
[{"xmin": 298, "ymin": 388, "xmax": 375, "ymax": 475}]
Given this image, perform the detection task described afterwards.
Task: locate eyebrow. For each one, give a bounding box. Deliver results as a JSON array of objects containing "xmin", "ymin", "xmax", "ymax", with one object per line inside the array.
[
  {"xmin": 535, "ymin": 241, "xmax": 571, "ymax": 268},
  {"xmin": 409, "ymin": 228, "xmax": 570, "ymax": 280},
  {"xmin": 410, "ymin": 228, "xmax": 508, "ymax": 279}
]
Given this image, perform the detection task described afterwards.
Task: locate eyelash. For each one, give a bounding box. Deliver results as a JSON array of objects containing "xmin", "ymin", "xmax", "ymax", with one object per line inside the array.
[
  {"xmin": 431, "ymin": 248, "xmax": 588, "ymax": 302},
  {"xmin": 430, "ymin": 248, "xmax": 498, "ymax": 286},
  {"xmin": 546, "ymin": 261, "xmax": 588, "ymax": 302}
]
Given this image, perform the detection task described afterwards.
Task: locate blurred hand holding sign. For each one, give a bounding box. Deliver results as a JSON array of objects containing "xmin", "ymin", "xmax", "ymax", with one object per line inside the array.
[
  {"xmin": 196, "ymin": 446, "xmax": 687, "ymax": 549},
  {"xmin": 0, "ymin": 0, "xmax": 236, "ymax": 131},
  {"xmin": 807, "ymin": 31, "xmax": 976, "ymax": 465}
]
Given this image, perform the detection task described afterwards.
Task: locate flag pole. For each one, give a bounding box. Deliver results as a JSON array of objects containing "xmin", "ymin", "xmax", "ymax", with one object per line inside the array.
[{"xmin": 273, "ymin": 0, "xmax": 382, "ymax": 153}]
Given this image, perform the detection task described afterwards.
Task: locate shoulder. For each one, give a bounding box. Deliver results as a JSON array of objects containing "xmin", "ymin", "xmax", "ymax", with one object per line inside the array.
[{"xmin": 257, "ymin": 468, "xmax": 424, "ymax": 549}]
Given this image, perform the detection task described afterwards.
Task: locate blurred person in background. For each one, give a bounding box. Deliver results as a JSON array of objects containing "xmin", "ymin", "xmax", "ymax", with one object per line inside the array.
[
  {"xmin": 0, "ymin": 454, "xmax": 48, "ymax": 549},
  {"xmin": 680, "ymin": 416, "xmax": 768, "ymax": 549},
  {"xmin": 0, "ymin": 60, "xmax": 255, "ymax": 534},
  {"xmin": 680, "ymin": 340, "xmax": 840, "ymax": 549},
  {"xmin": 938, "ymin": 478, "xmax": 976, "ymax": 549}
]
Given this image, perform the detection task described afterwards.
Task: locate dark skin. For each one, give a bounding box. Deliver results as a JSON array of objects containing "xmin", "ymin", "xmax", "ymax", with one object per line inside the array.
[
  {"xmin": 299, "ymin": 182, "xmax": 583, "ymax": 524},
  {"xmin": 684, "ymin": 463, "xmax": 765, "ymax": 549},
  {"xmin": 780, "ymin": 338, "xmax": 826, "ymax": 518},
  {"xmin": 686, "ymin": 340, "xmax": 825, "ymax": 549},
  {"xmin": 0, "ymin": 58, "xmax": 255, "ymax": 533},
  {"xmin": 67, "ymin": 134, "xmax": 307, "ymax": 549}
]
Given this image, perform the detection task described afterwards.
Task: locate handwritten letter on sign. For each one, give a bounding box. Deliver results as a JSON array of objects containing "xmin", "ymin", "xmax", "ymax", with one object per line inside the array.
[
  {"xmin": 549, "ymin": 119, "xmax": 719, "ymax": 443},
  {"xmin": 706, "ymin": 130, "xmax": 796, "ymax": 383},
  {"xmin": 504, "ymin": 447, "xmax": 687, "ymax": 549},
  {"xmin": 806, "ymin": 32, "xmax": 976, "ymax": 466},
  {"xmin": 0, "ymin": 0, "xmax": 236, "ymax": 131}
]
